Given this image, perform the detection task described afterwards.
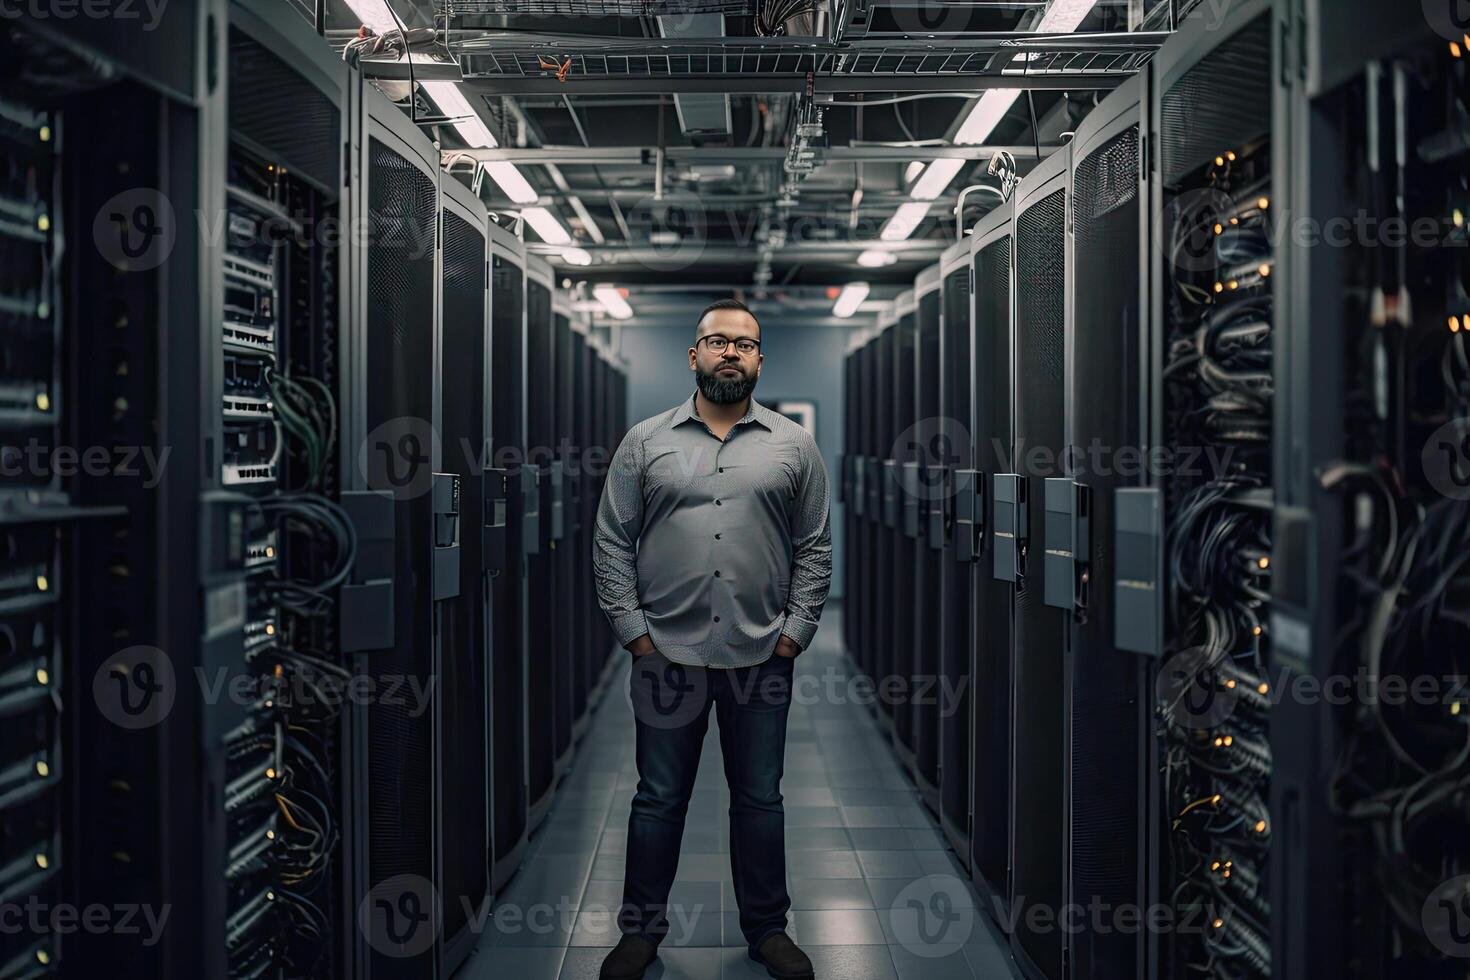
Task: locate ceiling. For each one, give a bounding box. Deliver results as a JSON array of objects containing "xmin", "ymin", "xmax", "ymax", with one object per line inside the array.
[{"xmin": 326, "ymin": 0, "xmax": 1190, "ymax": 326}]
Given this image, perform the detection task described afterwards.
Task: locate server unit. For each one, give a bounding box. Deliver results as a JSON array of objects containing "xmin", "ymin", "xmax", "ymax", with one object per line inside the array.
[
  {"xmin": 1055, "ymin": 72, "xmax": 1152, "ymax": 980},
  {"xmin": 1008, "ymin": 142, "xmax": 1071, "ymax": 980},
  {"xmin": 352, "ymin": 76, "xmax": 443, "ymax": 980},
  {"xmin": 871, "ymin": 302, "xmax": 900, "ymax": 735},
  {"xmin": 1149, "ymin": 3, "xmax": 1276, "ymax": 978},
  {"xmin": 551, "ymin": 292, "xmax": 576, "ymax": 777},
  {"xmin": 937, "ymin": 239, "xmax": 974, "ymax": 862},
  {"xmin": 885, "ymin": 291, "xmax": 916, "ymax": 743},
  {"xmin": 1271, "ymin": 7, "xmax": 1468, "ymax": 979},
  {"xmin": 910, "ymin": 263, "xmax": 943, "ymax": 810},
  {"xmin": 856, "ymin": 319, "xmax": 885, "ymax": 689},
  {"xmin": 4, "ymin": 11, "xmax": 218, "ymax": 977},
  {"xmin": 968, "ymin": 200, "xmax": 1016, "ymax": 917},
  {"xmin": 523, "ymin": 255, "xmax": 556, "ymax": 830},
  {"xmin": 487, "ymin": 221, "xmax": 528, "ymax": 893},
  {"xmin": 438, "ymin": 174, "xmax": 491, "ymax": 973}
]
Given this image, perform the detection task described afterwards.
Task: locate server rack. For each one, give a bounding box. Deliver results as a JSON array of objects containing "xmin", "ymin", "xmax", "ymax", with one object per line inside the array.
[
  {"xmin": 1148, "ymin": 3, "xmax": 1276, "ymax": 979},
  {"xmin": 5, "ymin": 7, "xmax": 218, "ymax": 976},
  {"xmin": 524, "ymin": 255, "xmax": 556, "ymax": 831},
  {"xmin": 1058, "ymin": 71, "xmax": 1151, "ymax": 980},
  {"xmin": 1270, "ymin": 9, "xmax": 1467, "ymax": 980},
  {"xmin": 551, "ymin": 292, "xmax": 576, "ymax": 777},
  {"xmin": 352, "ymin": 77, "xmax": 444, "ymax": 980},
  {"xmin": 937, "ymin": 239, "xmax": 973, "ymax": 862},
  {"xmin": 487, "ymin": 221, "xmax": 528, "ymax": 894},
  {"xmin": 568, "ymin": 318, "xmax": 594, "ymax": 743},
  {"xmin": 840, "ymin": 337, "xmax": 858, "ymax": 676},
  {"xmin": 968, "ymin": 200, "xmax": 1016, "ymax": 919},
  {"xmin": 437, "ymin": 174, "xmax": 491, "ymax": 974},
  {"xmin": 856, "ymin": 318, "xmax": 886, "ymax": 689},
  {"xmin": 885, "ymin": 290, "xmax": 916, "ymax": 743},
  {"xmin": 871, "ymin": 302, "xmax": 900, "ymax": 735},
  {"xmin": 1008, "ymin": 141, "xmax": 1070, "ymax": 980},
  {"xmin": 910, "ymin": 264, "xmax": 943, "ymax": 811}
]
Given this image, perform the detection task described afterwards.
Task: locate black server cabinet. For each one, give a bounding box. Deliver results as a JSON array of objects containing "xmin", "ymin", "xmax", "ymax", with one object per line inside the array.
[
  {"xmin": 488, "ymin": 225, "xmax": 528, "ymax": 893},
  {"xmin": 910, "ymin": 265, "xmax": 943, "ymax": 809},
  {"xmin": 968, "ymin": 202, "xmax": 1015, "ymax": 915},
  {"xmin": 438, "ymin": 175, "xmax": 491, "ymax": 972},
  {"xmin": 567, "ymin": 322, "xmax": 594, "ymax": 733},
  {"xmin": 1008, "ymin": 143, "xmax": 1070, "ymax": 980},
  {"xmin": 841, "ymin": 342, "xmax": 858, "ymax": 669},
  {"xmin": 551, "ymin": 295, "xmax": 576, "ymax": 775},
  {"xmin": 857, "ymin": 328, "xmax": 883, "ymax": 684},
  {"xmin": 887, "ymin": 292, "xmax": 916, "ymax": 746},
  {"xmin": 1149, "ymin": 4, "xmax": 1276, "ymax": 980},
  {"xmin": 524, "ymin": 256, "xmax": 557, "ymax": 830},
  {"xmin": 5, "ymin": 8, "xmax": 216, "ymax": 976},
  {"xmin": 937, "ymin": 239, "xmax": 973, "ymax": 860},
  {"xmin": 1059, "ymin": 73, "xmax": 1150, "ymax": 980},
  {"xmin": 872, "ymin": 305, "xmax": 900, "ymax": 734},
  {"xmin": 354, "ymin": 80, "xmax": 443, "ymax": 980},
  {"xmin": 1271, "ymin": 9, "xmax": 1469, "ymax": 980}
]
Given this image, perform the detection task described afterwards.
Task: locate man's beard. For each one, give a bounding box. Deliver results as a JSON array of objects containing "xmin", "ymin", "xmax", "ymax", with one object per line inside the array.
[{"xmin": 696, "ymin": 364, "xmax": 757, "ymax": 404}]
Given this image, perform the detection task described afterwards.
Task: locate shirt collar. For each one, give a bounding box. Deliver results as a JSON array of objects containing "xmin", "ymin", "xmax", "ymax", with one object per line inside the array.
[{"xmin": 673, "ymin": 392, "xmax": 774, "ymax": 432}]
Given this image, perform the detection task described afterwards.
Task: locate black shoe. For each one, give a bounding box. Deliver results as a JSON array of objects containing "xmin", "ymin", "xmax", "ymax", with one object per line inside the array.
[
  {"xmin": 599, "ymin": 934, "xmax": 658, "ymax": 980},
  {"xmin": 748, "ymin": 932, "xmax": 814, "ymax": 980}
]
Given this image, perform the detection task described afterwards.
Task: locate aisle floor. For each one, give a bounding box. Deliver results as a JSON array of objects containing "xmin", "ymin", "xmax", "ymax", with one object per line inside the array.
[{"xmin": 460, "ymin": 615, "xmax": 1017, "ymax": 979}]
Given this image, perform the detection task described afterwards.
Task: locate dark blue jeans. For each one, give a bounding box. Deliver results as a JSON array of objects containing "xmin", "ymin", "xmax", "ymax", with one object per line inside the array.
[{"xmin": 621, "ymin": 650, "xmax": 796, "ymax": 951}]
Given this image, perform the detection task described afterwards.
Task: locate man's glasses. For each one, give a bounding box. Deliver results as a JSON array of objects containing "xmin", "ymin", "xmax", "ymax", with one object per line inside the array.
[{"xmin": 699, "ymin": 335, "xmax": 760, "ymax": 356}]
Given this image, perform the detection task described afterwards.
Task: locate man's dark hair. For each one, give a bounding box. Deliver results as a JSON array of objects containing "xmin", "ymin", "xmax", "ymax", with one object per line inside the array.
[{"xmin": 695, "ymin": 298, "xmax": 761, "ymax": 341}]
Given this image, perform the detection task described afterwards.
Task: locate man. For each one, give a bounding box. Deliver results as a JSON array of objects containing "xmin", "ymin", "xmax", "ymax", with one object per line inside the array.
[{"xmin": 592, "ymin": 298, "xmax": 832, "ymax": 980}]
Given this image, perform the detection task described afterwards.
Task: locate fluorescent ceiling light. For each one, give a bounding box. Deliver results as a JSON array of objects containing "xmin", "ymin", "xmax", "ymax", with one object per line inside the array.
[
  {"xmin": 904, "ymin": 161, "xmax": 925, "ymax": 184},
  {"xmin": 910, "ymin": 157, "xmax": 966, "ymax": 201},
  {"xmin": 594, "ymin": 286, "xmax": 633, "ymax": 320},
  {"xmin": 903, "ymin": 0, "xmax": 1100, "ymax": 215},
  {"xmin": 1036, "ymin": 0, "xmax": 1100, "ymax": 32},
  {"xmin": 522, "ymin": 206, "xmax": 572, "ymax": 245},
  {"xmin": 342, "ymin": 0, "xmax": 401, "ymax": 32},
  {"xmin": 420, "ymin": 78, "xmax": 541, "ymax": 205},
  {"xmin": 832, "ymin": 283, "xmax": 870, "ymax": 319},
  {"xmin": 858, "ymin": 249, "xmax": 898, "ymax": 268},
  {"xmin": 881, "ymin": 202, "xmax": 931, "ymax": 241},
  {"xmin": 561, "ymin": 246, "xmax": 593, "ymax": 266},
  {"xmin": 483, "ymin": 162, "xmax": 538, "ymax": 205},
  {"xmin": 422, "ymin": 80, "xmax": 497, "ymax": 149}
]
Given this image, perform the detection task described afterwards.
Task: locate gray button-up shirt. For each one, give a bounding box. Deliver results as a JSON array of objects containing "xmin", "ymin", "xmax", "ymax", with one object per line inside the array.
[{"xmin": 593, "ymin": 393, "xmax": 833, "ymax": 669}]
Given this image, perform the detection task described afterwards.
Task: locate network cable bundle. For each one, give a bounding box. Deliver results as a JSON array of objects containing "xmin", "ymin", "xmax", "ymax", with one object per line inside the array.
[
  {"xmin": 1299, "ymin": 39, "xmax": 1470, "ymax": 977},
  {"xmin": 1158, "ymin": 40, "xmax": 1276, "ymax": 980},
  {"xmin": 218, "ymin": 16, "xmax": 357, "ymax": 970}
]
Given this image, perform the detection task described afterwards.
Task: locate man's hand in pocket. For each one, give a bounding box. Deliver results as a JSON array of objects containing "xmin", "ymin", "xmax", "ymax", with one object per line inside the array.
[
  {"xmin": 627, "ymin": 634, "xmax": 657, "ymax": 658},
  {"xmin": 775, "ymin": 635, "xmax": 802, "ymax": 659}
]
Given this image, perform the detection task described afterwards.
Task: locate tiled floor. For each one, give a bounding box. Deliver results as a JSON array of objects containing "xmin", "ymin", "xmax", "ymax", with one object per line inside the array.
[{"xmin": 457, "ymin": 618, "xmax": 1018, "ymax": 979}]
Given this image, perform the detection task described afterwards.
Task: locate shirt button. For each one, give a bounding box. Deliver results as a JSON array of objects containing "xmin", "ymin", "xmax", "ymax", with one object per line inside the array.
[
  {"xmin": 714, "ymin": 570, "xmax": 721, "ymax": 577},
  {"xmin": 713, "ymin": 615, "xmax": 720, "ymax": 622},
  {"xmin": 715, "ymin": 499, "xmax": 722, "ymax": 506},
  {"xmin": 719, "ymin": 467, "xmax": 725, "ymax": 473},
  {"xmin": 715, "ymin": 533, "xmax": 722, "ymax": 540}
]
